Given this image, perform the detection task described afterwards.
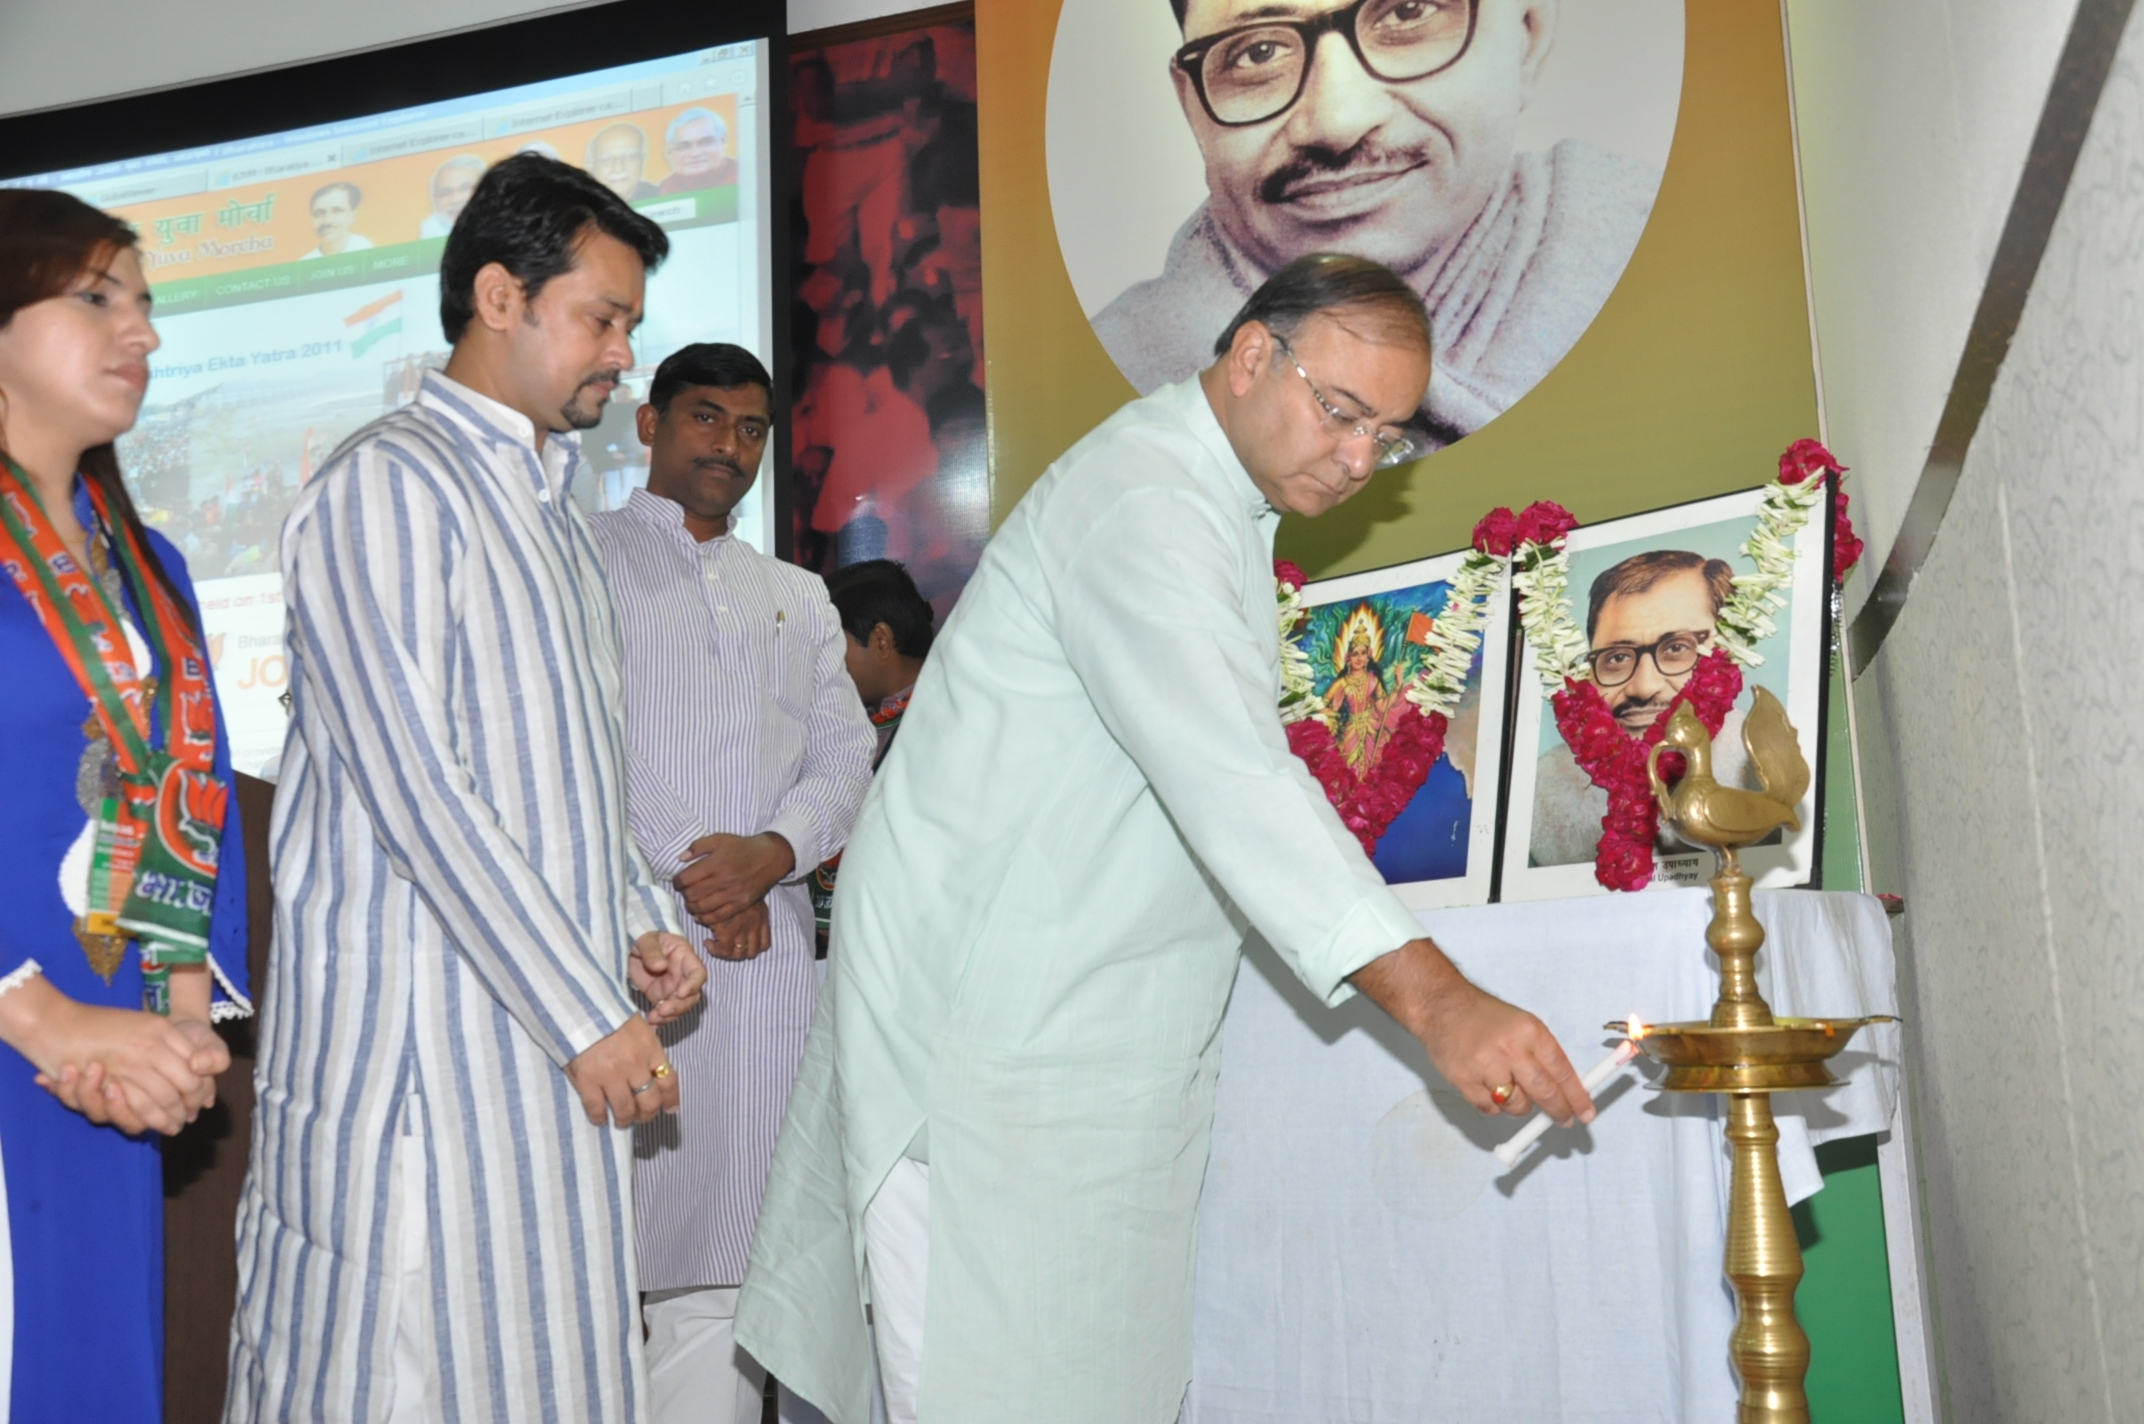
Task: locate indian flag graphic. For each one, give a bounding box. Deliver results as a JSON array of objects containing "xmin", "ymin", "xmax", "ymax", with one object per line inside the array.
[{"xmin": 345, "ymin": 290, "xmax": 404, "ymax": 359}]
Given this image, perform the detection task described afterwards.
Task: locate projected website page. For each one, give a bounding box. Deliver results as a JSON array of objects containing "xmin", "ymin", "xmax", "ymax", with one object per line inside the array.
[{"xmin": 11, "ymin": 42, "xmax": 773, "ymax": 775}]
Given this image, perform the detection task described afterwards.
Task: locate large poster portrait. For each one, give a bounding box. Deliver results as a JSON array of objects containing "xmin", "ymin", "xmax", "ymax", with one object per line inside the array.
[
  {"xmin": 1047, "ymin": 0, "xmax": 1681, "ymax": 453},
  {"xmin": 1298, "ymin": 549, "xmax": 1510, "ymax": 908},
  {"xmin": 1498, "ymin": 487, "xmax": 1829, "ymax": 902}
]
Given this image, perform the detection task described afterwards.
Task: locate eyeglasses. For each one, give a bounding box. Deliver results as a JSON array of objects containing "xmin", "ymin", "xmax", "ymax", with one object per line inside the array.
[
  {"xmin": 1174, "ymin": 0, "xmax": 1480, "ymax": 128},
  {"xmin": 1273, "ymin": 336, "xmax": 1426, "ymax": 469},
  {"xmin": 1586, "ymin": 632, "xmax": 1711, "ymax": 689}
]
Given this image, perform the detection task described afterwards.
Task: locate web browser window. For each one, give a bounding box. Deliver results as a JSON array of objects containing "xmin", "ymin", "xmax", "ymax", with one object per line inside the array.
[{"xmin": 10, "ymin": 41, "xmax": 776, "ymax": 775}]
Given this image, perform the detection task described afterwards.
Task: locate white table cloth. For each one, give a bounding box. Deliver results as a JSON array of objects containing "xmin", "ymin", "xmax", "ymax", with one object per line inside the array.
[{"xmin": 1185, "ymin": 888, "xmax": 1900, "ymax": 1423}]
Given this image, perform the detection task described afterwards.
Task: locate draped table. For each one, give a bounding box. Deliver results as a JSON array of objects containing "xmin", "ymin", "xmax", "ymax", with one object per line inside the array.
[{"xmin": 1184, "ymin": 889, "xmax": 1899, "ymax": 1423}]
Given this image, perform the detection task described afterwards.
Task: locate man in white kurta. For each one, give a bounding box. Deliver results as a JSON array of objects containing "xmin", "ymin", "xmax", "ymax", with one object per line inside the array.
[
  {"xmin": 591, "ymin": 343, "xmax": 875, "ymax": 1424},
  {"xmin": 738, "ymin": 256, "xmax": 1593, "ymax": 1422}
]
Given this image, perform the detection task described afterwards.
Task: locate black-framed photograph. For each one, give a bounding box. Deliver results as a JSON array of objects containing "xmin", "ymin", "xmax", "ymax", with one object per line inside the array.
[{"xmin": 1497, "ymin": 485, "xmax": 1831, "ymax": 902}]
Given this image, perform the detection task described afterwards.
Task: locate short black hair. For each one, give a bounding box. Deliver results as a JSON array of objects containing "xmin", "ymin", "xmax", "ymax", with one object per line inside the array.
[
  {"xmin": 1211, "ymin": 252, "xmax": 1433, "ymax": 360},
  {"xmin": 1171, "ymin": 0, "xmax": 1189, "ymax": 24},
  {"xmin": 649, "ymin": 342, "xmax": 772, "ymax": 412},
  {"xmin": 1586, "ymin": 550, "xmax": 1735, "ymax": 642},
  {"xmin": 439, "ymin": 152, "xmax": 669, "ymax": 344},
  {"xmin": 827, "ymin": 559, "xmax": 935, "ymax": 659}
]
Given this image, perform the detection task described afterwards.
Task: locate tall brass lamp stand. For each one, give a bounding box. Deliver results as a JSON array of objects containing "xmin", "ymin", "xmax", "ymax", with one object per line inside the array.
[{"xmin": 1624, "ymin": 689, "xmax": 1894, "ymax": 1423}]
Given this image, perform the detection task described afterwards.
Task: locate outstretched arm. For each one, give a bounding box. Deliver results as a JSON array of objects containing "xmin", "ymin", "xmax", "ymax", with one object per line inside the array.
[{"xmin": 1351, "ymin": 938, "xmax": 1593, "ymax": 1124}]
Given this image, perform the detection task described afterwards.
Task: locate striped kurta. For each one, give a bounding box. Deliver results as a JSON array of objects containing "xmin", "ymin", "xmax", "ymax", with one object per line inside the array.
[
  {"xmin": 590, "ymin": 489, "xmax": 874, "ymax": 1291},
  {"xmin": 225, "ymin": 373, "xmax": 680, "ymax": 1424}
]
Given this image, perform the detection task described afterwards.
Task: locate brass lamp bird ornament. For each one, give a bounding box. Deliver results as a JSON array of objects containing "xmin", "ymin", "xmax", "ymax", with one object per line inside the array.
[{"xmin": 1644, "ymin": 686, "xmax": 1809, "ymax": 850}]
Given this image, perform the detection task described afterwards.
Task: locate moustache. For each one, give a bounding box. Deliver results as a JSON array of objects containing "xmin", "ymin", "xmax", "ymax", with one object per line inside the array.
[
  {"xmin": 577, "ymin": 369, "xmax": 625, "ymax": 393},
  {"xmin": 1611, "ymin": 692, "xmax": 1671, "ymax": 723},
  {"xmin": 1258, "ymin": 138, "xmax": 1432, "ymax": 206},
  {"xmin": 694, "ymin": 457, "xmax": 748, "ymax": 480}
]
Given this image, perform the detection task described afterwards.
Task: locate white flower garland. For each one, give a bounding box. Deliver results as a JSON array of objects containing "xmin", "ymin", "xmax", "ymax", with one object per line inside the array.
[
  {"xmin": 1513, "ymin": 538, "xmax": 1587, "ymax": 694},
  {"xmin": 1715, "ymin": 474, "xmax": 1827, "ymax": 667},
  {"xmin": 1274, "ymin": 569, "xmax": 1326, "ymax": 727},
  {"xmin": 1401, "ymin": 548, "xmax": 1503, "ymax": 720},
  {"xmin": 1274, "ymin": 551, "xmax": 1508, "ymax": 725},
  {"xmin": 1511, "ymin": 473, "xmax": 1829, "ymax": 691}
]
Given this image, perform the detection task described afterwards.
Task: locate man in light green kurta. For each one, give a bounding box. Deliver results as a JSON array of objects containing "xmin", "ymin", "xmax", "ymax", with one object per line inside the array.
[{"xmin": 737, "ymin": 256, "xmax": 1594, "ymax": 1422}]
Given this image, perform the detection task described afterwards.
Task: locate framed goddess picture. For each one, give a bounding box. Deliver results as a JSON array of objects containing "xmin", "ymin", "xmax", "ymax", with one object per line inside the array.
[
  {"xmin": 1497, "ymin": 486, "xmax": 1832, "ymax": 903},
  {"xmin": 1292, "ymin": 549, "xmax": 1512, "ymax": 910}
]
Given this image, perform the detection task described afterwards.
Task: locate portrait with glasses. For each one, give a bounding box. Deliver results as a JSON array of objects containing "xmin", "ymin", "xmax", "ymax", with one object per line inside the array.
[
  {"xmin": 1048, "ymin": 0, "xmax": 1679, "ymax": 452},
  {"xmin": 1500, "ymin": 487, "xmax": 1830, "ymax": 900}
]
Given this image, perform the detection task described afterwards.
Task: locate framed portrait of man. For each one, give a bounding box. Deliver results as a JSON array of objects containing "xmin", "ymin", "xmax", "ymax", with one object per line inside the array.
[
  {"xmin": 1496, "ymin": 486, "xmax": 1831, "ymax": 903},
  {"xmin": 1046, "ymin": 0, "xmax": 1683, "ymax": 454},
  {"xmin": 1298, "ymin": 548, "xmax": 1513, "ymax": 909}
]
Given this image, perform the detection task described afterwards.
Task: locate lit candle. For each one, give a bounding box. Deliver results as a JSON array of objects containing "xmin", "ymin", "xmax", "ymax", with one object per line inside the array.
[{"xmin": 1492, "ymin": 1018, "xmax": 1645, "ymax": 1168}]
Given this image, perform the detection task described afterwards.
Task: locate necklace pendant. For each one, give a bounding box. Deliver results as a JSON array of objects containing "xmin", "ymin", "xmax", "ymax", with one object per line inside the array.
[{"xmin": 74, "ymin": 918, "xmax": 128, "ymax": 983}]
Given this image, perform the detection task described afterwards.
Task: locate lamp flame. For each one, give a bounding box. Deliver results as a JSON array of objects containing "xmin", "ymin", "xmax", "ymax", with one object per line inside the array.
[{"xmin": 1626, "ymin": 1015, "xmax": 1647, "ymax": 1043}]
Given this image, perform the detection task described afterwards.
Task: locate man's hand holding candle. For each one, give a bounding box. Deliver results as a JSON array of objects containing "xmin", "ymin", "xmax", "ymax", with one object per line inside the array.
[{"xmin": 1350, "ymin": 937, "xmax": 1595, "ymax": 1126}]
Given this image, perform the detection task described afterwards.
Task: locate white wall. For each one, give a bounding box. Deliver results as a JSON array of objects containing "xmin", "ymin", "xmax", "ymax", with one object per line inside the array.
[
  {"xmin": 0, "ymin": 0, "xmax": 939, "ymax": 119},
  {"xmin": 1797, "ymin": 0, "xmax": 2144, "ymax": 1420},
  {"xmin": 1784, "ymin": 0, "xmax": 2077, "ymax": 616},
  {"xmin": 1854, "ymin": 9, "xmax": 2144, "ymax": 1413}
]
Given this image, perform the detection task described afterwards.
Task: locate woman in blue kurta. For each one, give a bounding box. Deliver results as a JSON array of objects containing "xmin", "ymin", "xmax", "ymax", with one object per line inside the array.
[{"xmin": 0, "ymin": 188, "xmax": 250, "ymax": 1421}]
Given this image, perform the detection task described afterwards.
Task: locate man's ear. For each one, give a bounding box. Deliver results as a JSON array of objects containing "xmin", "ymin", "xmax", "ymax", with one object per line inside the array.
[
  {"xmin": 636, "ymin": 402, "xmax": 660, "ymax": 450},
  {"xmin": 869, "ymin": 622, "xmax": 898, "ymax": 659},
  {"xmin": 468, "ymin": 261, "xmax": 528, "ymax": 336},
  {"xmin": 1516, "ymin": 0, "xmax": 1561, "ymax": 98},
  {"xmin": 1226, "ymin": 321, "xmax": 1272, "ymax": 399}
]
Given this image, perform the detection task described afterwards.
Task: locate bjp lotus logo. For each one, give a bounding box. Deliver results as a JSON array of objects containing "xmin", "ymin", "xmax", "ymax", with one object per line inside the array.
[
  {"xmin": 156, "ymin": 762, "xmax": 225, "ymax": 877},
  {"xmin": 208, "ymin": 632, "xmax": 226, "ymax": 668}
]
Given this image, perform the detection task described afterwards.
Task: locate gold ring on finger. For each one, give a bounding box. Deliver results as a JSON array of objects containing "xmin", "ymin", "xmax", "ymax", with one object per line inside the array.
[
  {"xmin": 1490, "ymin": 1083, "xmax": 1514, "ymax": 1106},
  {"xmin": 651, "ymin": 1062, "xmax": 673, "ymax": 1080}
]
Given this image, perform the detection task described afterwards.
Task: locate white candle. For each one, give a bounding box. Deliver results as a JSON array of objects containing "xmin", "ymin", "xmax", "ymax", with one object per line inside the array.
[{"xmin": 1492, "ymin": 1036, "xmax": 1641, "ymax": 1168}]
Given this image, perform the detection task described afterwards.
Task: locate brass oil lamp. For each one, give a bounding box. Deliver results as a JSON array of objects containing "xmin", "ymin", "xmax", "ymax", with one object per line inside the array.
[{"xmin": 1617, "ymin": 687, "xmax": 1895, "ymax": 1423}]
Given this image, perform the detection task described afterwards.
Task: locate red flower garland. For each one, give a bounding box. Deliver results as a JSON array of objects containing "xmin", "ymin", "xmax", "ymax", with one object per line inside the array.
[
  {"xmin": 1277, "ymin": 506, "xmax": 1568, "ymax": 856},
  {"xmin": 1277, "ymin": 556, "xmax": 1450, "ymax": 858},
  {"xmin": 1286, "ymin": 707, "xmax": 1450, "ymax": 858},
  {"xmin": 1472, "ymin": 500, "xmax": 1576, "ymax": 559},
  {"xmin": 1551, "ymin": 650, "xmax": 1744, "ymax": 892},
  {"xmin": 1779, "ymin": 438, "xmax": 1865, "ymax": 579}
]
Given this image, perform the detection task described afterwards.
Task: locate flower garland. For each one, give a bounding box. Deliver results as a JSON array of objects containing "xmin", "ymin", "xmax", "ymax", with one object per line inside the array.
[
  {"xmin": 1275, "ymin": 562, "xmax": 1322, "ymax": 727},
  {"xmin": 1514, "ymin": 438, "xmax": 1863, "ymax": 892},
  {"xmin": 1552, "ymin": 652, "xmax": 1744, "ymax": 891},
  {"xmin": 1272, "ymin": 516, "xmax": 1519, "ymax": 856}
]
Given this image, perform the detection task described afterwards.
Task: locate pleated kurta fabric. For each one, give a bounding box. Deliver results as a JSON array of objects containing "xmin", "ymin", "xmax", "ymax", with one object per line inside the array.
[
  {"xmin": 735, "ymin": 377, "xmax": 1426, "ymax": 1422},
  {"xmin": 590, "ymin": 489, "xmax": 874, "ymax": 1292},
  {"xmin": 225, "ymin": 373, "xmax": 678, "ymax": 1424}
]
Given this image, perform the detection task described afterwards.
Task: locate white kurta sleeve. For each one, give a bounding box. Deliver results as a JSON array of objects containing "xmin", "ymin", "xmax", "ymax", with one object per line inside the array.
[
  {"xmin": 285, "ymin": 446, "xmax": 643, "ymax": 1066},
  {"xmin": 1054, "ymin": 485, "xmax": 1423, "ymax": 1005},
  {"xmin": 763, "ymin": 586, "xmax": 876, "ymax": 877},
  {"xmin": 625, "ymin": 746, "xmax": 709, "ymax": 882},
  {"xmin": 620, "ymin": 831, "xmax": 683, "ymax": 941}
]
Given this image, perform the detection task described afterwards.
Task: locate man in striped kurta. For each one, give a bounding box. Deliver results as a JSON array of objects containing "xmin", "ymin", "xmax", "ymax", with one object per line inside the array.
[
  {"xmin": 591, "ymin": 343, "xmax": 875, "ymax": 1424},
  {"xmin": 226, "ymin": 155, "xmax": 708, "ymax": 1424}
]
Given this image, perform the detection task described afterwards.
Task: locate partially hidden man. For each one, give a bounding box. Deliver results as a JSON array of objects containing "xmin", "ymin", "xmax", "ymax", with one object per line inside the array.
[
  {"xmin": 591, "ymin": 342, "xmax": 875, "ymax": 1424},
  {"xmin": 226, "ymin": 154, "xmax": 707, "ymax": 1424},
  {"xmin": 737, "ymin": 254, "xmax": 1595, "ymax": 1423}
]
